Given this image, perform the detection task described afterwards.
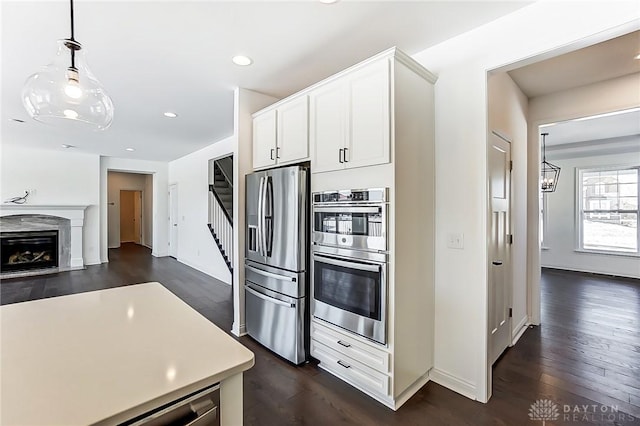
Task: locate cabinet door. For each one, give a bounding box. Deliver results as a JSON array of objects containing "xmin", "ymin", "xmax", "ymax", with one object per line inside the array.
[
  {"xmin": 276, "ymin": 96, "xmax": 309, "ymax": 164},
  {"xmin": 346, "ymin": 59, "xmax": 390, "ymax": 169},
  {"xmin": 309, "ymin": 80, "xmax": 347, "ymax": 174},
  {"xmin": 253, "ymin": 110, "xmax": 277, "ymax": 169}
]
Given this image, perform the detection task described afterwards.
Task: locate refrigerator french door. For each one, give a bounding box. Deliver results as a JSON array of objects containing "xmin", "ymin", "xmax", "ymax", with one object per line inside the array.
[{"xmin": 244, "ymin": 165, "xmax": 309, "ymax": 364}]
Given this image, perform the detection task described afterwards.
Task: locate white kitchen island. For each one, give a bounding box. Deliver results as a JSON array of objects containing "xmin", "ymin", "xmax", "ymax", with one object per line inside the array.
[{"xmin": 0, "ymin": 282, "xmax": 254, "ymax": 425}]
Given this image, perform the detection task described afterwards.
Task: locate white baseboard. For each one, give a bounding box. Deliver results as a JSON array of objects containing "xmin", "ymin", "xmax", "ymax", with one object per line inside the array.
[
  {"xmin": 429, "ymin": 368, "xmax": 477, "ymax": 400},
  {"xmin": 177, "ymin": 257, "xmax": 232, "ymax": 285},
  {"xmin": 231, "ymin": 323, "xmax": 246, "ymax": 337},
  {"xmin": 511, "ymin": 316, "xmax": 529, "ymax": 346},
  {"xmin": 394, "ymin": 373, "xmax": 430, "ymax": 410},
  {"xmin": 541, "ymin": 265, "xmax": 639, "ymax": 280}
]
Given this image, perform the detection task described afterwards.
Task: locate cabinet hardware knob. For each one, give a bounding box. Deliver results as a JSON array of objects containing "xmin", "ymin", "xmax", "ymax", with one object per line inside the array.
[
  {"xmin": 270, "ymin": 148, "xmax": 275, "ymax": 160},
  {"xmin": 337, "ymin": 340, "xmax": 351, "ymax": 348},
  {"xmin": 339, "ymin": 148, "xmax": 344, "ymax": 163},
  {"xmin": 276, "ymin": 147, "xmax": 281, "ymax": 159},
  {"xmin": 492, "ymin": 261, "xmax": 503, "ymax": 266},
  {"xmin": 343, "ymin": 147, "xmax": 349, "ymax": 162}
]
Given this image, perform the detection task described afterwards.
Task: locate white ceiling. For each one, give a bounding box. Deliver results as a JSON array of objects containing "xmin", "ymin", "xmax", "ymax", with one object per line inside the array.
[
  {"xmin": 1, "ymin": 0, "xmax": 530, "ymax": 161},
  {"xmin": 507, "ymin": 30, "xmax": 640, "ymax": 156},
  {"xmin": 541, "ymin": 108, "xmax": 640, "ymax": 146},
  {"xmin": 508, "ymin": 30, "xmax": 640, "ymax": 99}
]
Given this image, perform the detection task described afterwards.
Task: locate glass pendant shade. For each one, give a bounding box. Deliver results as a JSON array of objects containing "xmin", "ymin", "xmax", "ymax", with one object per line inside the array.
[{"xmin": 22, "ymin": 39, "xmax": 114, "ymax": 130}]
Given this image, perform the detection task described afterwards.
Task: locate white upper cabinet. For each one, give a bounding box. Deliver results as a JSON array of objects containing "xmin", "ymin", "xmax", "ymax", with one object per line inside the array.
[
  {"xmin": 347, "ymin": 59, "xmax": 390, "ymax": 169},
  {"xmin": 310, "ymin": 79, "xmax": 347, "ymax": 173},
  {"xmin": 252, "ymin": 96, "xmax": 310, "ymax": 170},
  {"xmin": 253, "ymin": 109, "xmax": 277, "ymax": 169},
  {"xmin": 309, "ymin": 58, "xmax": 390, "ymax": 173},
  {"xmin": 277, "ymin": 96, "xmax": 309, "ymax": 164}
]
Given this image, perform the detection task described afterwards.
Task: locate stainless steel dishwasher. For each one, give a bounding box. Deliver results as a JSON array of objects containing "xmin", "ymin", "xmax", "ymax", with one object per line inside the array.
[{"xmin": 121, "ymin": 384, "xmax": 220, "ymax": 426}]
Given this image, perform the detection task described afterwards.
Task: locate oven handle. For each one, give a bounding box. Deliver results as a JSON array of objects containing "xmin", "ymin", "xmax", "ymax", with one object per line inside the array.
[
  {"xmin": 313, "ymin": 206, "xmax": 381, "ymax": 214},
  {"xmin": 313, "ymin": 254, "xmax": 381, "ymax": 272}
]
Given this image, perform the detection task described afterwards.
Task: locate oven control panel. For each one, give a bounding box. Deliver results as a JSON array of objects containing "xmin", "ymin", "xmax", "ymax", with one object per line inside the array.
[{"xmin": 313, "ymin": 188, "xmax": 387, "ymax": 204}]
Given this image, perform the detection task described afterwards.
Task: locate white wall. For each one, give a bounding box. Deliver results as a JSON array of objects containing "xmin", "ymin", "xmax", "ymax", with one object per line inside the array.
[
  {"xmin": 529, "ymin": 75, "xmax": 640, "ymax": 275},
  {"xmin": 541, "ymin": 149, "xmax": 640, "ymax": 278},
  {"xmin": 107, "ymin": 171, "xmax": 152, "ymax": 249},
  {"xmin": 412, "ymin": 0, "xmax": 639, "ymax": 402},
  {"xmin": 231, "ymin": 88, "xmax": 279, "ymax": 337},
  {"xmin": 100, "ymin": 157, "xmax": 168, "ymax": 262},
  {"xmin": 168, "ymin": 137, "xmax": 234, "ymax": 284},
  {"xmin": 487, "ymin": 72, "xmax": 529, "ymax": 343},
  {"xmin": 0, "ymin": 144, "xmax": 101, "ymax": 265}
]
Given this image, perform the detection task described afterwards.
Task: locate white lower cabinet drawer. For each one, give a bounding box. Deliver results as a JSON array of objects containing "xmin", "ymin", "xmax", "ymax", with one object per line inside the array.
[
  {"xmin": 312, "ymin": 339, "xmax": 390, "ymax": 397},
  {"xmin": 311, "ymin": 320, "xmax": 390, "ymax": 373}
]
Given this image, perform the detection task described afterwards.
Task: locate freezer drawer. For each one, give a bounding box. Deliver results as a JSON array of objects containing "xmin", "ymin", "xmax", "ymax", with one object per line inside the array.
[{"xmin": 245, "ymin": 282, "xmax": 307, "ymax": 364}]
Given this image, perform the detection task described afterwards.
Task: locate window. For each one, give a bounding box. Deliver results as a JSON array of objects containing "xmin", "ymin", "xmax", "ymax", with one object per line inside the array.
[
  {"xmin": 540, "ymin": 192, "xmax": 548, "ymax": 247},
  {"xmin": 578, "ymin": 166, "xmax": 639, "ymax": 254}
]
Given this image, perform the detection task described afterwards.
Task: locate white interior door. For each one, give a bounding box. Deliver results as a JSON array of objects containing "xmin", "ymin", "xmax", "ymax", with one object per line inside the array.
[
  {"xmin": 169, "ymin": 184, "xmax": 178, "ymax": 258},
  {"xmin": 489, "ymin": 132, "xmax": 512, "ymax": 364},
  {"xmin": 133, "ymin": 191, "xmax": 142, "ymax": 244}
]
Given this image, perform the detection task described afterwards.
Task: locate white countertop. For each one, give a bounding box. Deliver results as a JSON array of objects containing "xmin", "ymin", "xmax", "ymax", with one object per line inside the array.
[{"xmin": 0, "ymin": 282, "xmax": 254, "ymax": 425}]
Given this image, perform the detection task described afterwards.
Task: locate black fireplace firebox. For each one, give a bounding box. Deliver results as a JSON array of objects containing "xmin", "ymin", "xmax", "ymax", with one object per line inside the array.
[{"xmin": 1, "ymin": 230, "xmax": 59, "ymax": 273}]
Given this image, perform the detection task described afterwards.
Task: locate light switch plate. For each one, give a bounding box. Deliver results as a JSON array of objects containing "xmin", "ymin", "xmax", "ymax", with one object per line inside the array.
[{"xmin": 447, "ymin": 232, "xmax": 464, "ymax": 249}]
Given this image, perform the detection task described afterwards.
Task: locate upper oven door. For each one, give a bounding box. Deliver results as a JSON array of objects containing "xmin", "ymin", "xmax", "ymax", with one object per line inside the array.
[{"xmin": 312, "ymin": 205, "xmax": 386, "ymax": 252}]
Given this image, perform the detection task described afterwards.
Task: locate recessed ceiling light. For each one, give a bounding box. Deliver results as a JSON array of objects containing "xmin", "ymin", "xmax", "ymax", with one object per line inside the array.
[
  {"xmin": 125, "ymin": 148, "xmax": 135, "ymax": 152},
  {"xmin": 232, "ymin": 55, "xmax": 253, "ymax": 66},
  {"xmin": 163, "ymin": 112, "xmax": 178, "ymax": 118},
  {"xmin": 61, "ymin": 144, "xmax": 75, "ymax": 149},
  {"xmin": 10, "ymin": 118, "xmax": 25, "ymax": 123},
  {"xmin": 635, "ymin": 53, "xmax": 640, "ymax": 60},
  {"xmin": 319, "ymin": 0, "xmax": 339, "ymax": 4}
]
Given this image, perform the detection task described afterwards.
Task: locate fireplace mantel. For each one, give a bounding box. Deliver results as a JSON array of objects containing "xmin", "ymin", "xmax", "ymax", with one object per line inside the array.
[{"xmin": 0, "ymin": 204, "xmax": 88, "ymax": 271}]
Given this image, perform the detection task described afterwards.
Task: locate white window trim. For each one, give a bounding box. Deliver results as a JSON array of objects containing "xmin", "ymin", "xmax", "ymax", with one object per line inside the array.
[{"xmin": 576, "ymin": 164, "xmax": 640, "ymax": 256}]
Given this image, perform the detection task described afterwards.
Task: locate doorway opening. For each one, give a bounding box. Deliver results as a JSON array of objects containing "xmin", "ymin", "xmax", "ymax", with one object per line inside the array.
[{"xmin": 107, "ymin": 171, "xmax": 153, "ymax": 249}]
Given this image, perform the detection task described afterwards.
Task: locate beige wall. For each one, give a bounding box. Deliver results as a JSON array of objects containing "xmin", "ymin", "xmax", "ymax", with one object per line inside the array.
[
  {"xmin": 487, "ymin": 72, "xmax": 529, "ymax": 343},
  {"xmin": 107, "ymin": 172, "xmax": 150, "ymax": 248}
]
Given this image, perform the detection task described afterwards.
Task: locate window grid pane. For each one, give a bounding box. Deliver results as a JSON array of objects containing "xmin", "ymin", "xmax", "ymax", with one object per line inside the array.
[{"xmin": 580, "ymin": 167, "xmax": 639, "ymax": 254}]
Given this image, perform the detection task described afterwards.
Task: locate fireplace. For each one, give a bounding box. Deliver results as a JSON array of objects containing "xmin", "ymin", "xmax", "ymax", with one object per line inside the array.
[{"xmin": 1, "ymin": 231, "xmax": 59, "ymax": 273}]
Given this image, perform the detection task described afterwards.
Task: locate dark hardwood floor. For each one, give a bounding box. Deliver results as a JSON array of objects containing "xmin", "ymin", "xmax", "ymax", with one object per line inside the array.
[{"xmin": 2, "ymin": 245, "xmax": 639, "ymax": 425}]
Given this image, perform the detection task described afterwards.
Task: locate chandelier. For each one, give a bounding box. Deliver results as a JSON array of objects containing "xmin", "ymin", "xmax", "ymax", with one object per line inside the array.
[{"xmin": 540, "ymin": 133, "xmax": 560, "ymax": 192}]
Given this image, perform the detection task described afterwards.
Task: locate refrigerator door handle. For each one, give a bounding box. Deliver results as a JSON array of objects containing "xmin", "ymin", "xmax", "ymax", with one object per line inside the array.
[
  {"xmin": 245, "ymin": 285, "xmax": 295, "ymax": 308},
  {"xmin": 260, "ymin": 176, "xmax": 270, "ymax": 256},
  {"xmin": 257, "ymin": 176, "xmax": 265, "ymax": 256},
  {"xmin": 246, "ymin": 264, "xmax": 295, "ymax": 282}
]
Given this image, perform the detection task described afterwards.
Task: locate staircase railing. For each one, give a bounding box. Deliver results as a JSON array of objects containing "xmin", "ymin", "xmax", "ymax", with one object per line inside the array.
[{"xmin": 209, "ymin": 190, "xmax": 233, "ymax": 270}]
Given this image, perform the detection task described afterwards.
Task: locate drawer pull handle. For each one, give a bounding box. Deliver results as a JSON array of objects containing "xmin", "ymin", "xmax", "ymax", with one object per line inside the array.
[
  {"xmin": 337, "ymin": 340, "xmax": 351, "ymax": 348},
  {"xmin": 337, "ymin": 360, "xmax": 351, "ymax": 369}
]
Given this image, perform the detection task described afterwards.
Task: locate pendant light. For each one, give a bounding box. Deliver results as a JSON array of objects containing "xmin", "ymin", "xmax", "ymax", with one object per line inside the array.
[
  {"xmin": 22, "ymin": 0, "xmax": 114, "ymax": 130},
  {"xmin": 540, "ymin": 133, "xmax": 561, "ymax": 192}
]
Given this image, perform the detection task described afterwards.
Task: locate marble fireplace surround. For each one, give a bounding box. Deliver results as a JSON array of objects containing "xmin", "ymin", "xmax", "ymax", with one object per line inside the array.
[{"xmin": 0, "ymin": 205, "xmax": 88, "ymax": 277}]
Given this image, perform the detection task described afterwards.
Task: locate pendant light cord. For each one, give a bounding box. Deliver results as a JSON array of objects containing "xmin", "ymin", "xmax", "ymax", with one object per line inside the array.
[
  {"xmin": 541, "ymin": 133, "xmax": 548, "ymax": 163},
  {"xmin": 69, "ymin": 0, "xmax": 76, "ymax": 69}
]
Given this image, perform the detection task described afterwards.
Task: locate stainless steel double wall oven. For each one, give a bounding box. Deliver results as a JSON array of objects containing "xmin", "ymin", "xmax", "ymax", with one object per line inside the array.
[{"xmin": 311, "ymin": 188, "xmax": 389, "ymax": 345}]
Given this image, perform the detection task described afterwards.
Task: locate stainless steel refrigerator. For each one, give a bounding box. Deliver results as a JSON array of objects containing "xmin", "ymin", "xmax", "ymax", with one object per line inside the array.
[{"xmin": 244, "ymin": 165, "xmax": 308, "ymax": 364}]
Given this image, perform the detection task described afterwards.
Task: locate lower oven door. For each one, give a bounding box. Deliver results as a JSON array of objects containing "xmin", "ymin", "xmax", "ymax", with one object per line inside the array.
[{"xmin": 312, "ymin": 252, "xmax": 386, "ymax": 345}]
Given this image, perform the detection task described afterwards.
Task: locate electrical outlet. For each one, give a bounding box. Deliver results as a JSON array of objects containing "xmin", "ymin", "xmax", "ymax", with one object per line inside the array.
[{"xmin": 447, "ymin": 232, "xmax": 464, "ymax": 249}]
